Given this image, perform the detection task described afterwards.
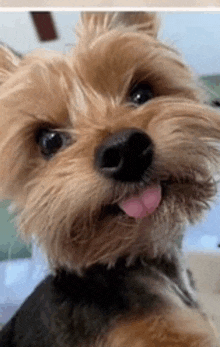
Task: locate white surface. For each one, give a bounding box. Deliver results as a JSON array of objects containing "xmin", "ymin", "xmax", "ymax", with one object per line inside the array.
[
  {"xmin": 0, "ymin": 1, "xmax": 219, "ymax": 7},
  {"xmin": 0, "ymin": 245, "xmax": 48, "ymax": 304}
]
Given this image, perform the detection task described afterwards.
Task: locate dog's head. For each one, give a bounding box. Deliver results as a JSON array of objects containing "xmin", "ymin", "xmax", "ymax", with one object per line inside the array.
[{"xmin": 0, "ymin": 13, "xmax": 220, "ymax": 272}]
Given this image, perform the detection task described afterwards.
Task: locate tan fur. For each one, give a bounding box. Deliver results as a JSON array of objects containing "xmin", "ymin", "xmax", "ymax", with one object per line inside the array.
[
  {"xmin": 102, "ymin": 309, "xmax": 219, "ymax": 347},
  {"xmin": 0, "ymin": 12, "xmax": 220, "ymax": 275}
]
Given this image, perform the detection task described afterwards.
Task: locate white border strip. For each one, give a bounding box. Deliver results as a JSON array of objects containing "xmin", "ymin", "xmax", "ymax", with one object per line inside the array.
[{"xmin": 0, "ymin": 7, "xmax": 220, "ymax": 12}]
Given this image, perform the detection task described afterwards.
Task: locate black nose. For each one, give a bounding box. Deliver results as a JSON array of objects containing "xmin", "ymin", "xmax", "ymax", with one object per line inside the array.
[{"xmin": 95, "ymin": 128, "xmax": 154, "ymax": 182}]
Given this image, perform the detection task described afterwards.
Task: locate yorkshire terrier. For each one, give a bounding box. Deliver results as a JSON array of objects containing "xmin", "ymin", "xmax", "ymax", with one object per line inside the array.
[{"xmin": 0, "ymin": 12, "xmax": 220, "ymax": 346}]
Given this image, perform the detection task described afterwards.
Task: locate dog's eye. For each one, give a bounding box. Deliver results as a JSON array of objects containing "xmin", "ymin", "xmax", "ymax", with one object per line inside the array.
[
  {"xmin": 37, "ymin": 129, "xmax": 67, "ymax": 158},
  {"xmin": 129, "ymin": 83, "xmax": 153, "ymax": 105}
]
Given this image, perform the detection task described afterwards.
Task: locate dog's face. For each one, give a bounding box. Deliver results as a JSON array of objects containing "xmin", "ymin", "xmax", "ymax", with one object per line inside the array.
[{"xmin": 0, "ymin": 12, "xmax": 220, "ymax": 272}]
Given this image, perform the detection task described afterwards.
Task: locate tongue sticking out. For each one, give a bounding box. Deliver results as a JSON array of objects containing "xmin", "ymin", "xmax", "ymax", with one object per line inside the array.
[{"xmin": 119, "ymin": 184, "xmax": 161, "ymax": 219}]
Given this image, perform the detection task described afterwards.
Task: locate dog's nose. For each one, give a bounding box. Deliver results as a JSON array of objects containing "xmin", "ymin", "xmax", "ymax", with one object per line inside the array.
[{"xmin": 95, "ymin": 128, "xmax": 154, "ymax": 182}]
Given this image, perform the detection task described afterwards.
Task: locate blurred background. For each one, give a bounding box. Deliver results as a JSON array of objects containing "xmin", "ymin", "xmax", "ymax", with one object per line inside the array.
[{"xmin": 0, "ymin": 11, "xmax": 220, "ymax": 325}]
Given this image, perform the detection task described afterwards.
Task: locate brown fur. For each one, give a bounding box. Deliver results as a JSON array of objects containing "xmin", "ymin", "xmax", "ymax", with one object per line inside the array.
[{"xmin": 102, "ymin": 309, "xmax": 219, "ymax": 347}]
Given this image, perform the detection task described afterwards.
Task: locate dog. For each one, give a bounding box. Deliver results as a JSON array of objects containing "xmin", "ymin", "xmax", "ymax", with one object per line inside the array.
[{"xmin": 0, "ymin": 12, "xmax": 220, "ymax": 346}]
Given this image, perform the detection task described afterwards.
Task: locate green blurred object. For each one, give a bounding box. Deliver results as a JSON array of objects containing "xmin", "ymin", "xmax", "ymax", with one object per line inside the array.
[
  {"xmin": 0, "ymin": 200, "xmax": 31, "ymax": 262},
  {"xmin": 201, "ymin": 75, "xmax": 220, "ymax": 101}
]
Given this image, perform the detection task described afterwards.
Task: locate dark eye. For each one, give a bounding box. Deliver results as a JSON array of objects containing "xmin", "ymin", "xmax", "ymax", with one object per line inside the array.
[
  {"xmin": 37, "ymin": 129, "xmax": 68, "ymax": 158},
  {"xmin": 129, "ymin": 83, "xmax": 153, "ymax": 105}
]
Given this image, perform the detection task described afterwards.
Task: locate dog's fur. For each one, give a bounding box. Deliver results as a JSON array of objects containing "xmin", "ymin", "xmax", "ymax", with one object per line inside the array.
[{"xmin": 0, "ymin": 12, "xmax": 220, "ymax": 346}]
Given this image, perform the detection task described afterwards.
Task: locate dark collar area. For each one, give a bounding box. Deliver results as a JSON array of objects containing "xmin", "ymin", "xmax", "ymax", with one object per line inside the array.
[{"xmin": 53, "ymin": 254, "xmax": 198, "ymax": 314}]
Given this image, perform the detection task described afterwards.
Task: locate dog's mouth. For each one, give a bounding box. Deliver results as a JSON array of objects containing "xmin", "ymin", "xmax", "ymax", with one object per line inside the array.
[
  {"xmin": 118, "ymin": 184, "xmax": 162, "ymax": 219},
  {"xmin": 100, "ymin": 184, "xmax": 162, "ymax": 220}
]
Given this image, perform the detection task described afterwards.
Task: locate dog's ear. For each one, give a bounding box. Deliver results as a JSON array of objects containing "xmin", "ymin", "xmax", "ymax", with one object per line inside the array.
[
  {"xmin": 79, "ymin": 12, "xmax": 159, "ymax": 39},
  {"xmin": 0, "ymin": 46, "xmax": 20, "ymax": 85}
]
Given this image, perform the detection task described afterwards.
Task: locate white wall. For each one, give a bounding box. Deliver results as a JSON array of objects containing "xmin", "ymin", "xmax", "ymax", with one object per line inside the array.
[{"xmin": 1, "ymin": 11, "xmax": 220, "ymax": 75}]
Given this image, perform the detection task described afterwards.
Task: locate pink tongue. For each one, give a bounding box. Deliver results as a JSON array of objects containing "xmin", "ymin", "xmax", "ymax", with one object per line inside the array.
[{"xmin": 119, "ymin": 185, "xmax": 161, "ymax": 219}]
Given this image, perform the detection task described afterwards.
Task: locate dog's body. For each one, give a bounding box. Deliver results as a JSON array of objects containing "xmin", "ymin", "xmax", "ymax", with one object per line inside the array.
[
  {"xmin": 0, "ymin": 12, "xmax": 220, "ymax": 346},
  {"xmin": 1, "ymin": 247, "xmax": 218, "ymax": 347}
]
